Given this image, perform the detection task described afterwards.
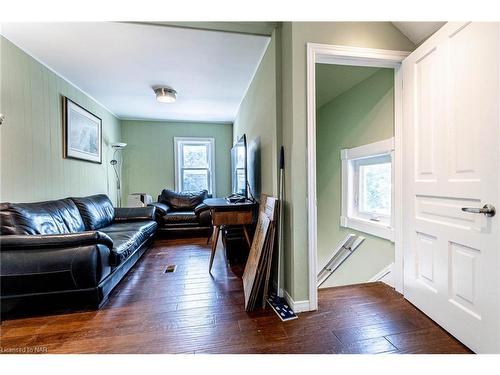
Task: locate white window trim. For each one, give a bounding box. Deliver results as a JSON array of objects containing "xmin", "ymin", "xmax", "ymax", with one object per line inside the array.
[
  {"xmin": 341, "ymin": 137, "xmax": 395, "ymax": 242},
  {"xmin": 174, "ymin": 137, "xmax": 216, "ymax": 194}
]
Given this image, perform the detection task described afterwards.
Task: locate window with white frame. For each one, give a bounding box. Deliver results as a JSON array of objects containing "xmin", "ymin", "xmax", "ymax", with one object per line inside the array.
[
  {"xmin": 174, "ymin": 137, "xmax": 215, "ymax": 194},
  {"xmin": 341, "ymin": 138, "xmax": 394, "ymax": 241}
]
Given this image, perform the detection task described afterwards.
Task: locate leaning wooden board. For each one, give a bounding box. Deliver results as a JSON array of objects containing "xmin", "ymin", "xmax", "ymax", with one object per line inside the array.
[
  {"xmin": 254, "ymin": 198, "xmax": 279, "ymax": 309},
  {"xmin": 242, "ymin": 195, "xmax": 278, "ymax": 311},
  {"xmin": 242, "ymin": 212, "xmax": 270, "ymax": 309},
  {"xmin": 261, "ymin": 210, "xmax": 277, "ymax": 308}
]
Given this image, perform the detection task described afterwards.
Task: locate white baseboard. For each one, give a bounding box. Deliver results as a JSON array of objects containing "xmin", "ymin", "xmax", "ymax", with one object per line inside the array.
[
  {"xmin": 271, "ymin": 280, "xmax": 310, "ymax": 313},
  {"xmin": 369, "ymin": 263, "xmax": 394, "ymax": 287},
  {"xmin": 283, "ymin": 289, "xmax": 310, "ymax": 313}
]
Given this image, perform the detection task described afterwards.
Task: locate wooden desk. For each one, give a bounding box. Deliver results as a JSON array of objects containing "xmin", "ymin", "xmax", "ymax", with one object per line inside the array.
[{"xmin": 204, "ymin": 198, "xmax": 256, "ymax": 272}]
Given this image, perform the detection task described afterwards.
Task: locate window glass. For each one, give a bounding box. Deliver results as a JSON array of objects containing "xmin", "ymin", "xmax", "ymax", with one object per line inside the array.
[
  {"xmin": 182, "ymin": 144, "xmax": 209, "ymax": 168},
  {"xmin": 358, "ymin": 161, "xmax": 391, "ymax": 216},
  {"xmin": 182, "ymin": 169, "xmax": 209, "ymax": 191}
]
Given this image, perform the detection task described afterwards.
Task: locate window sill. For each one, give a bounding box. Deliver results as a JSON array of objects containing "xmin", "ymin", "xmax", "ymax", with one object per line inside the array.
[{"xmin": 340, "ymin": 216, "xmax": 394, "ymax": 242}]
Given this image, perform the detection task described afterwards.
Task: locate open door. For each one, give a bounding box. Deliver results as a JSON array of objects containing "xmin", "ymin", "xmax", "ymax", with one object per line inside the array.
[{"xmin": 402, "ymin": 22, "xmax": 500, "ymax": 353}]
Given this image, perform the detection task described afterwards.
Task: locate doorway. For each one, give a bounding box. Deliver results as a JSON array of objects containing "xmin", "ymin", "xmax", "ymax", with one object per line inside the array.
[
  {"xmin": 305, "ymin": 44, "xmax": 409, "ymax": 311},
  {"xmin": 315, "ymin": 64, "xmax": 395, "ymax": 290}
]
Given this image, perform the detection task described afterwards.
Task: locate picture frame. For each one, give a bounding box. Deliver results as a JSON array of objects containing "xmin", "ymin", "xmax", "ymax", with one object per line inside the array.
[{"xmin": 63, "ymin": 97, "xmax": 102, "ymax": 164}]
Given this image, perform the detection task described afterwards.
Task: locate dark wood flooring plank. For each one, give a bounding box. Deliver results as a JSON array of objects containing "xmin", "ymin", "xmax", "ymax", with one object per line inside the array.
[{"xmin": 0, "ymin": 237, "xmax": 472, "ymax": 354}]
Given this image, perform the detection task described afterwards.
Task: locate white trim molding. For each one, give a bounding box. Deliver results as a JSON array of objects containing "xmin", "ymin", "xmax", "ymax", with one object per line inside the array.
[
  {"xmin": 369, "ymin": 263, "xmax": 394, "ymax": 288},
  {"xmin": 340, "ymin": 138, "xmax": 394, "ymax": 160},
  {"xmin": 340, "ymin": 216, "xmax": 394, "ymax": 242},
  {"xmin": 284, "ymin": 290, "xmax": 310, "ymax": 314},
  {"xmin": 306, "ymin": 43, "xmax": 409, "ymax": 312},
  {"xmin": 272, "ymin": 281, "xmax": 309, "ymax": 314}
]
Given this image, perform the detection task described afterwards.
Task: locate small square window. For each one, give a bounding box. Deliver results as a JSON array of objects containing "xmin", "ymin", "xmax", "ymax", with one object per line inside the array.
[{"xmin": 341, "ymin": 139, "xmax": 394, "ymax": 241}]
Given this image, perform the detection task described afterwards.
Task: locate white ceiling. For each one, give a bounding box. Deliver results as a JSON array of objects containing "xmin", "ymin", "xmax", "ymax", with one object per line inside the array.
[
  {"xmin": 392, "ymin": 22, "xmax": 446, "ymax": 45},
  {"xmin": 316, "ymin": 64, "xmax": 381, "ymax": 108},
  {"xmin": 1, "ymin": 22, "xmax": 271, "ymax": 123}
]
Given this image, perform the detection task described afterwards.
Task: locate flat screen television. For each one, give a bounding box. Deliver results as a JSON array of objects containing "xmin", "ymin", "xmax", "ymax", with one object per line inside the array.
[{"xmin": 231, "ymin": 134, "xmax": 247, "ymax": 198}]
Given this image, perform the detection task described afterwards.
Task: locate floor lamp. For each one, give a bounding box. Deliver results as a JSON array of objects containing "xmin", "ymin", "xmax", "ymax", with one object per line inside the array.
[{"xmin": 110, "ymin": 142, "xmax": 127, "ymax": 207}]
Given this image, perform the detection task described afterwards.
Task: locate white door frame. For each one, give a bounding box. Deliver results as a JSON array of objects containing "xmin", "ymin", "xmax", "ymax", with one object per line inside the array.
[{"xmin": 306, "ymin": 43, "xmax": 410, "ymax": 311}]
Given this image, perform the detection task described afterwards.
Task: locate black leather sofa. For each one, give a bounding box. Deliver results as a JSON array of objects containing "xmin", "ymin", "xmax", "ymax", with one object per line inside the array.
[
  {"xmin": 0, "ymin": 194, "xmax": 157, "ymax": 315},
  {"xmin": 149, "ymin": 189, "xmax": 212, "ymax": 237}
]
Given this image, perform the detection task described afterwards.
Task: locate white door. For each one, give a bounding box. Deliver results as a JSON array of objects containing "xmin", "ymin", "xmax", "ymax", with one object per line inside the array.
[{"xmin": 403, "ymin": 22, "xmax": 500, "ymax": 353}]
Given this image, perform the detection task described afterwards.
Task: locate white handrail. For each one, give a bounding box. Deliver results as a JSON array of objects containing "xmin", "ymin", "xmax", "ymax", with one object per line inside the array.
[{"xmin": 317, "ymin": 234, "xmax": 365, "ymax": 288}]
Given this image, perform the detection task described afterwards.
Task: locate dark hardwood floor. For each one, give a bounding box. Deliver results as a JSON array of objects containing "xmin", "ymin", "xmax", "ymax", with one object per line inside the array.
[{"xmin": 0, "ymin": 238, "xmax": 472, "ymax": 354}]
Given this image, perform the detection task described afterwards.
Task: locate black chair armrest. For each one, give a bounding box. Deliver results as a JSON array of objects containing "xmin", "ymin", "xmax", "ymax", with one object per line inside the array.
[
  {"xmin": 148, "ymin": 202, "xmax": 170, "ymax": 215},
  {"xmin": 194, "ymin": 202, "xmax": 210, "ymax": 215},
  {"xmin": 0, "ymin": 231, "xmax": 113, "ymax": 251},
  {"xmin": 114, "ymin": 206, "xmax": 155, "ymax": 222}
]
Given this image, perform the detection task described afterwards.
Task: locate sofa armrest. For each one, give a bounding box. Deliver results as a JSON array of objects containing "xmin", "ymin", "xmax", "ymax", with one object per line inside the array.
[
  {"xmin": 194, "ymin": 202, "xmax": 210, "ymax": 215},
  {"xmin": 148, "ymin": 202, "xmax": 169, "ymax": 216},
  {"xmin": 0, "ymin": 231, "xmax": 113, "ymax": 251},
  {"xmin": 114, "ymin": 206, "xmax": 155, "ymax": 222},
  {"xmin": 1, "ymin": 243, "xmax": 112, "ymax": 291}
]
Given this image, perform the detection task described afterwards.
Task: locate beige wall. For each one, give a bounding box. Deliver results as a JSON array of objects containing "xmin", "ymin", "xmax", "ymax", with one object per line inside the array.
[
  {"xmin": 316, "ymin": 67, "xmax": 395, "ymax": 288},
  {"xmin": 0, "ymin": 36, "xmax": 122, "ymax": 204},
  {"xmin": 280, "ymin": 22, "xmax": 415, "ymax": 300}
]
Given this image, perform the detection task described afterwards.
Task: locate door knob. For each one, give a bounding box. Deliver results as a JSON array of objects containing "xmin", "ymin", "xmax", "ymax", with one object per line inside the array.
[{"xmin": 461, "ymin": 204, "xmax": 496, "ymax": 217}]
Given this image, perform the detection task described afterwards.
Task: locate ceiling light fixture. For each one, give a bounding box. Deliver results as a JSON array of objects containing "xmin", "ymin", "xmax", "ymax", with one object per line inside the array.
[{"xmin": 153, "ymin": 86, "xmax": 177, "ymax": 103}]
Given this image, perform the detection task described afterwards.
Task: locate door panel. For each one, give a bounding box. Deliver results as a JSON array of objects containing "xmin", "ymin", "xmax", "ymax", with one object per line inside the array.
[
  {"xmin": 415, "ymin": 232, "xmax": 438, "ymax": 292},
  {"xmin": 403, "ymin": 22, "xmax": 500, "ymax": 353},
  {"xmin": 414, "ymin": 47, "xmax": 440, "ymax": 182}
]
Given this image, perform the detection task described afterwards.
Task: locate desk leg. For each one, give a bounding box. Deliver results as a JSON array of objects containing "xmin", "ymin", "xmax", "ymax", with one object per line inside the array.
[
  {"xmin": 242, "ymin": 225, "xmax": 252, "ymax": 248},
  {"xmin": 209, "ymin": 225, "xmax": 221, "ymax": 273}
]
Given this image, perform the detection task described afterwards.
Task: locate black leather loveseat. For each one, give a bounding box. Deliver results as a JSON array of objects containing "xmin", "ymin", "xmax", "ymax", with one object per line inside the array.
[
  {"xmin": 0, "ymin": 194, "xmax": 157, "ymax": 315},
  {"xmin": 149, "ymin": 189, "xmax": 212, "ymax": 238}
]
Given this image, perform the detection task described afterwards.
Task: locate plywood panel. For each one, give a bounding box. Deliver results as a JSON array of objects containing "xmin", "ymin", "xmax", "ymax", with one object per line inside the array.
[{"xmin": 242, "ymin": 212, "xmax": 271, "ymax": 308}]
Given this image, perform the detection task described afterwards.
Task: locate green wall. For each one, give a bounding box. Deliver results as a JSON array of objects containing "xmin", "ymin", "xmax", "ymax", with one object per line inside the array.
[
  {"xmin": 121, "ymin": 120, "xmax": 233, "ymax": 200},
  {"xmin": 316, "ymin": 67, "xmax": 395, "ymax": 288},
  {"xmin": 0, "ymin": 37, "xmax": 122, "ymax": 204},
  {"xmin": 280, "ymin": 22, "xmax": 415, "ymax": 301},
  {"xmin": 233, "ymin": 30, "xmax": 279, "ymax": 197}
]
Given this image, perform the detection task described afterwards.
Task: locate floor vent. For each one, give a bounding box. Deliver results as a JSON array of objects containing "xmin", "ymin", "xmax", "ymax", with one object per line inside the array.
[{"xmin": 164, "ymin": 265, "xmax": 177, "ymax": 273}]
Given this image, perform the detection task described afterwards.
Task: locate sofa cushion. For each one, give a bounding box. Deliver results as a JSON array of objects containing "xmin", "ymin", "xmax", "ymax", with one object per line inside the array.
[
  {"xmin": 0, "ymin": 199, "xmax": 85, "ymax": 235},
  {"xmin": 100, "ymin": 221, "xmax": 157, "ymax": 237},
  {"xmin": 162, "ymin": 211, "xmax": 198, "ymax": 224},
  {"xmin": 71, "ymin": 195, "xmax": 115, "ymax": 231},
  {"xmin": 159, "ymin": 190, "xmax": 208, "ymax": 211},
  {"xmin": 103, "ymin": 221, "xmax": 157, "ymax": 266},
  {"xmin": 106, "ymin": 231, "xmax": 142, "ymax": 266}
]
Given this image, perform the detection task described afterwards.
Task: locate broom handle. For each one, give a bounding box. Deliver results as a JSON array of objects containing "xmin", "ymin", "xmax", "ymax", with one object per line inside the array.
[{"xmin": 277, "ymin": 146, "xmax": 285, "ymax": 298}]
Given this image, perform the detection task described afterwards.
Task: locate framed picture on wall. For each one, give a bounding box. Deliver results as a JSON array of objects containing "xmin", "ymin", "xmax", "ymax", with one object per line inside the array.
[{"xmin": 63, "ymin": 97, "xmax": 102, "ymax": 164}]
